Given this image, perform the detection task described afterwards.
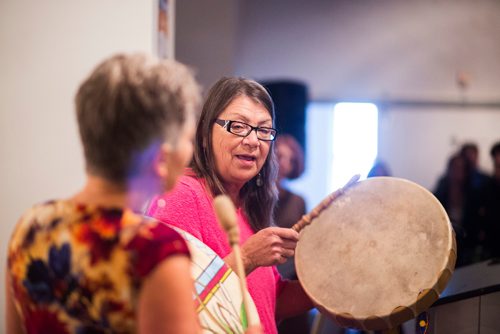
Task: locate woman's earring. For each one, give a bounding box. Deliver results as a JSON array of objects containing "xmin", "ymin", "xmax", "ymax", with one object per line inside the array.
[{"xmin": 256, "ymin": 173, "xmax": 263, "ymax": 187}]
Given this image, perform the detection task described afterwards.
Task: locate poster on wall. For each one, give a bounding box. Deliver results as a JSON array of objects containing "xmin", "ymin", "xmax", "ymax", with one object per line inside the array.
[{"xmin": 158, "ymin": 0, "xmax": 175, "ymax": 59}]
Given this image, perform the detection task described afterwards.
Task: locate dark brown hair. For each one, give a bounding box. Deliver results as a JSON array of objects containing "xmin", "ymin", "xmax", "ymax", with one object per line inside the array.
[
  {"xmin": 276, "ymin": 134, "xmax": 305, "ymax": 180},
  {"xmin": 191, "ymin": 77, "xmax": 278, "ymax": 231},
  {"xmin": 460, "ymin": 142, "xmax": 478, "ymax": 156},
  {"xmin": 490, "ymin": 141, "xmax": 500, "ymax": 158},
  {"xmin": 75, "ymin": 53, "xmax": 200, "ymax": 185}
]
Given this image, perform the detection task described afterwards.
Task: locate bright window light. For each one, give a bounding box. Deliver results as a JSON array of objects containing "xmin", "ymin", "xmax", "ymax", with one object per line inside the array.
[
  {"xmin": 331, "ymin": 102, "xmax": 378, "ymax": 190},
  {"xmin": 285, "ymin": 102, "xmax": 378, "ymax": 210}
]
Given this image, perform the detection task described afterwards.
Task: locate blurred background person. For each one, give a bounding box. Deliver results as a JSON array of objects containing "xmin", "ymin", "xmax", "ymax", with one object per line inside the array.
[
  {"xmin": 274, "ymin": 134, "xmax": 309, "ymax": 334},
  {"xmin": 275, "ymin": 134, "xmax": 306, "ymax": 231},
  {"xmin": 434, "ymin": 152, "xmax": 483, "ymax": 266},
  {"xmin": 274, "ymin": 134, "xmax": 305, "ymax": 279},
  {"xmin": 480, "ymin": 141, "xmax": 500, "ymax": 261},
  {"xmin": 460, "ymin": 142, "xmax": 490, "ymax": 191},
  {"xmin": 6, "ymin": 53, "xmax": 202, "ymax": 334},
  {"xmin": 6, "ymin": 53, "xmax": 261, "ymax": 334},
  {"xmin": 5, "ymin": 53, "xmax": 206, "ymax": 334}
]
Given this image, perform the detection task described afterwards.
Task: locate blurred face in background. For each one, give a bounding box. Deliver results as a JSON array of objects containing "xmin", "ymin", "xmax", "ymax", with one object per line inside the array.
[
  {"xmin": 277, "ymin": 141, "xmax": 294, "ymax": 180},
  {"xmin": 463, "ymin": 147, "xmax": 479, "ymax": 168},
  {"xmin": 449, "ymin": 156, "xmax": 466, "ymax": 182},
  {"xmin": 490, "ymin": 149, "xmax": 500, "ymax": 180}
]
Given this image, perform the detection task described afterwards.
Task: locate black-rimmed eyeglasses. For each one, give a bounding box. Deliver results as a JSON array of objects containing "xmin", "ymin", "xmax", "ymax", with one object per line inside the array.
[{"xmin": 215, "ymin": 119, "xmax": 278, "ymax": 141}]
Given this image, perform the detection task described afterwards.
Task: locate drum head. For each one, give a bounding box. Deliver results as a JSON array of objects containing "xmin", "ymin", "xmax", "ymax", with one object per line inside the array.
[{"xmin": 295, "ymin": 177, "xmax": 456, "ymax": 330}]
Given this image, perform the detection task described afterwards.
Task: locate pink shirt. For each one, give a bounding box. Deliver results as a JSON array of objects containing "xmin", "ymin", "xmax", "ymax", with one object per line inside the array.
[{"xmin": 147, "ymin": 174, "xmax": 285, "ymax": 334}]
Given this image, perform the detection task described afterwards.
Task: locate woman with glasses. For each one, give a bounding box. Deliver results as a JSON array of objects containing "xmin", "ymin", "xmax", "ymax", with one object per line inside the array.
[{"xmin": 147, "ymin": 77, "xmax": 313, "ymax": 334}]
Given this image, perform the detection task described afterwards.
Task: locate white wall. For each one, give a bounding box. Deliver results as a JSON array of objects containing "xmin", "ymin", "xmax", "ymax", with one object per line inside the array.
[
  {"xmin": 235, "ymin": 0, "xmax": 500, "ymax": 102},
  {"xmin": 0, "ymin": 0, "xmax": 155, "ymax": 324},
  {"xmin": 175, "ymin": 0, "xmax": 237, "ymax": 93}
]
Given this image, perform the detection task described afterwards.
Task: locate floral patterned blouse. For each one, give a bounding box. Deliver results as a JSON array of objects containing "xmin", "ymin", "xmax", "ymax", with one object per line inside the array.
[{"xmin": 7, "ymin": 200, "xmax": 190, "ymax": 334}]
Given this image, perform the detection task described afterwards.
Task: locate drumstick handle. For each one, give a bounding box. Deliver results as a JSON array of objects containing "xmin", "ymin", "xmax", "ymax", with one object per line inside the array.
[
  {"xmin": 230, "ymin": 242, "xmax": 255, "ymax": 326},
  {"xmin": 214, "ymin": 195, "xmax": 256, "ymax": 327},
  {"xmin": 291, "ymin": 174, "xmax": 360, "ymax": 233}
]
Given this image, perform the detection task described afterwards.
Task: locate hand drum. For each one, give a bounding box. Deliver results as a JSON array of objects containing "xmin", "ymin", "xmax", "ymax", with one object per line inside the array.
[{"xmin": 295, "ymin": 177, "xmax": 456, "ymax": 330}]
